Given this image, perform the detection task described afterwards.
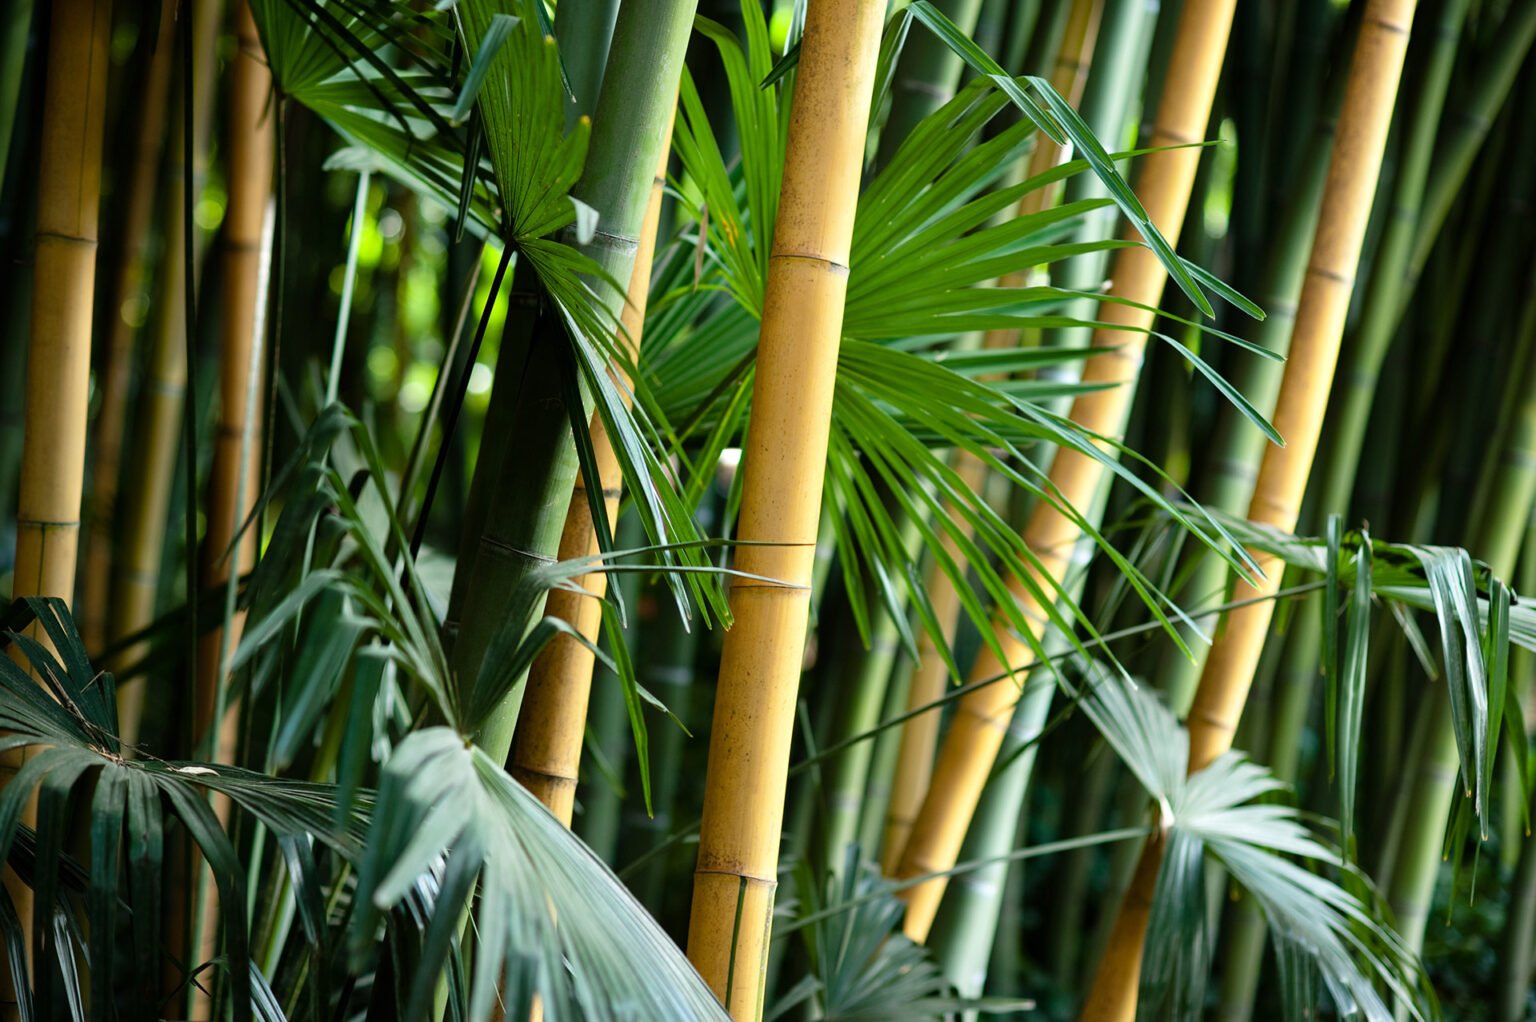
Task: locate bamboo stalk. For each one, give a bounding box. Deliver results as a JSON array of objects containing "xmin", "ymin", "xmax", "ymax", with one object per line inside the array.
[
  {"xmin": 574, "ymin": 516, "xmax": 645, "ymax": 862},
  {"xmin": 185, "ymin": 4, "xmax": 273, "ymax": 1014},
  {"xmin": 1082, "ymin": 3, "xmax": 1420, "ymax": 1016},
  {"xmin": 1496, "ymin": 511, "xmax": 1536, "ymax": 1022},
  {"xmin": 449, "ymin": 0, "xmax": 698, "ymax": 769},
  {"xmin": 1182, "ymin": 0, "xmax": 1417, "ymax": 777},
  {"xmin": 879, "ymin": 0, "xmax": 985, "ymax": 158},
  {"xmin": 79, "ymin": 0, "xmax": 178, "ymax": 657},
  {"xmin": 1155, "ymin": 9, "xmax": 1342, "ymax": 715},
  {"xmin": 0, "ymin": 0, "xmax": 112, "ymax": 996},
  {"xmin": 820, "ymin": 517, "xmax": 919, "ymax": 874},
  {"xmin": 683, "ymin": 1, "xmax": 885, "ymax": 1015},
  {"xmin": 878, "ymin": 455, "xmax": 985, "ymax": 873},
  {"xmin": 112, "ymin": 0, "xmax": 221, "ymax": 746},
  {"xmin": 510, "ymin": 125, "xmax": 673, "ymax": 824},
  {"xmin": 8, "ymin": 0, "xmax": 113, "ymax": 627},
  {"xmin": 1386, "ymin": 262, "xmax": 1536, "ymax": 965},
  {"xmin": 893, "ymin": 0, "xmax": 1238, "ymax": 944},
  {"xmin": 0, "ymin": 0, "xmax": 33, "ymax": 195},
  {"xmin": 197, "ymin": 0, "xmax": 274, "ymax": 751}
]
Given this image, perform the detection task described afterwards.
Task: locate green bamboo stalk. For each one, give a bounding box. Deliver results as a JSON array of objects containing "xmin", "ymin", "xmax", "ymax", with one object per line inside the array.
[
  {"xmin": 448, "ymin": 0, "xmax": 699, "ymax": 767},
  {"xmin": 621, "ymin": 560, "xmax": 702, "ymax": 914},
  {"xmin": 555, "ymin": 0, "xmax": 622, "ymax": 129},
  {"xmin": 928, "ymin": 666, "xmax": 1055, "ymax": 1002},
  {"xmin": 1047, "ymin": 725, "xmax": 1116, "ymax": 988},
  {"xmin": 854, "ymin": 650, "xmax": 910, "ymax": 858},
  {"xmin": 1386, "ymin": 259, "xmax": 1536, "ymax": 966},
  {"xmin": 1041, "ymin": 0, "xmax": 1158, "ymax": 357},
  {"xmin": 1400, "ymin": 1, "xmax": 1536, "ymax": 307},
  {"xmin": 1155, "ymin": 13, "xmax": 1341, "ymax": 715},
  {"xmin": 820, "ymin": 517, "xmax": 920, "ymax": 875}
]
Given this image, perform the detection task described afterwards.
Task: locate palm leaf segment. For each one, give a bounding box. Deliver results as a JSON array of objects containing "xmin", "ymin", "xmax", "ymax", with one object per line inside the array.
[
  {"xmin": 1188, "ymin": 508, "xmax": 1536, "ymax": 878},
  {"xmin": 0, "ymin": 587, "xmax": 730, "ymax": 1021},
  {"xmin": 1069, "ymin": 664, "xmax": 1431, "ymax": 1021},
  {"xmin": 652, "ymin": 3, "xmax": 1271, "ymax": 679}
]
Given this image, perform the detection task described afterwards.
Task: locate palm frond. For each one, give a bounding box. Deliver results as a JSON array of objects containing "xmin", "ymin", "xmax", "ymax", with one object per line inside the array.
[{"xmin": 1066, "ymin": 661, "xmax": 1431, "ymax": 1021}]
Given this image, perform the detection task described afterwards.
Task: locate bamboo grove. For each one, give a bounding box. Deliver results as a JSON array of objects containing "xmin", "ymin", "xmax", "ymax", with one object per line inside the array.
[{"xmin": 1, "ymin": 0, "xmax": 1535, "ymax": 1019}]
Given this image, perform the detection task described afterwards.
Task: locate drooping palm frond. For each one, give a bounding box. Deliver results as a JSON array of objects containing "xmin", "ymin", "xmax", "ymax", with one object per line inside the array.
[
  {"xmin": 0, "ymin": 598, "xmax": 366, "ymax": 1022},
  {"xmin": 1, "ymin": 590, "xmax": 730, "ymax": 1022},
  {"xmin": 349, "ymin": 725, "xmax": 728, "ymax": 1021},
  {"xmin": 1175, "ymin": 506, "xmax": 1535, "ymax": 850},
  {"xmin": 1063, "ymin": 662, "xmax": 1432, "ymax": 1021}
]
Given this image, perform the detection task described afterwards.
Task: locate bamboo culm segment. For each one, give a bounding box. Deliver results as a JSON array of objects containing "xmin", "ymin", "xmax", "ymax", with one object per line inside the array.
[
  {"xmin": 510, "ymin": 127, "xmax": 672, "ymax": 824},
  {"xmin": 1183, "ymin": 0, "xmax": 1418, "ymax": 775},
  {"xmin": 186, "ymin": 5, "xmax": 273, "ymax": 1016},
  {"xmin": 9, "ymin": 0, "xmax": 112, "ymax": 626},
  {"xmin": 685, "ymin": 1, "xmax": 885, "ymax": 1016},
  {"xmin": 893, "ymin": 0, "xmax": 1238, "ymax": 944},
  {"xmin": 1082, "ymin": 2, "xmax": 1419, "ymax": 1018}
]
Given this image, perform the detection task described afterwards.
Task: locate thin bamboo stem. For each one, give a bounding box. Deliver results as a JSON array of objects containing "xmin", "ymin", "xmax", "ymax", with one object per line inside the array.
[
  {"xmin": 197, "ymin": 0, "xmax": 273, "ymax": 751},
  {"xmin": 79, "ymin": 0, "xmax": 178, "ymax": 656},
  {"xmin": 1386, "ymin": 262, "xmax": 1536, "ymax": 968},
  {"xmin": 893, "ymin": 0, "xmax": 1238, "ymax": 944},
  {"xmin": 1083, "ymin": 3, "xmax": 1420, "ymax": 1016},
  {"xmin": 113, "ymin": 0, "xmax": 221, "ymax": 746},
  {"xmin": 510, "ymin": 125, "xmax": 672, "ymax": 824},
  {"xmin": 186, "ymin": 4, "xmax": 273, "ymax": 1014},
  {"xmin": 683, "ymin": 1, "xmax": 885, "ymax": 1015}
]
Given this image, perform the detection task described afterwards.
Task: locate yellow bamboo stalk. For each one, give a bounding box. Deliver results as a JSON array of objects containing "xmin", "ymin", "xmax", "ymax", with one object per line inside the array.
[
  {"xmin": 112, "ymin": 0, "xmax": 221, "ymax": 747},
  {"xmin": 8, "ymin": 0, "xmax": 113, "ymax": 623},
  {"xmin": 79, "ymin": 0, "xmax": 177, "ymax": 657},
  {"xmin": 880, "ymin": 453, "xmax": 987, "ymax": 873},
  {"xmin": 1081, "ymin": 3, "xmax": 1419, "ymax": 1018},
  {"xmin": 683, "ymin": 1, "xmax": 885, "ymax": 1016},
  {"xmin": 0, "ymin": 0, "xmax": 112, "ymax": 997},
  {"xmin": 197, "ymin": 0, "xmax": 273, "ymax": 750},
  {"xmin": 1077, "ymin": 826, "xmax": 1166, "ymax": 1021},
  {"xmin": 1184, "ymin": 0, "xmax": 1417, "ymax": 773},
  {"xmin": 879, "ymin": 0, "xmax": 1103, "ymax": 877},
  {"xmin": 187, "ymin": 4, "xmax": 272, "ymax": 1014},
  {"xmin": 892, "ymin": 0, "xmax": 1237, "ymax": 943},
  {"xmin": 509, "ymin": 117, "xmax": 673, "ymax": 825}
]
